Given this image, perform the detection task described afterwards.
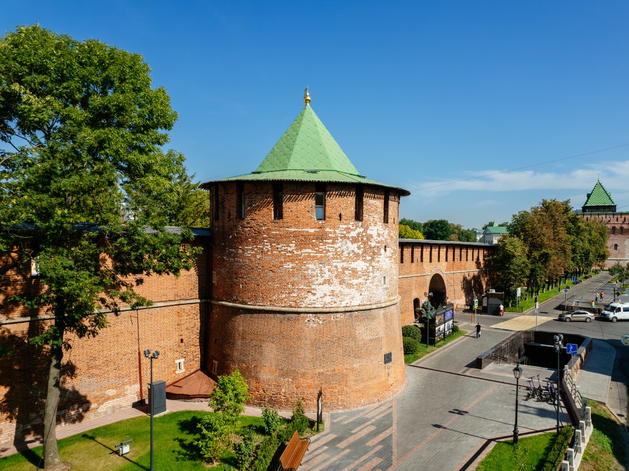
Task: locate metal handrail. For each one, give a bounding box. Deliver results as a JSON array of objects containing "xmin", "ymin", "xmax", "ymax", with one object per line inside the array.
[{"xmin": 563, "ymin": 368, "xmax": 583, "ymax": 410}]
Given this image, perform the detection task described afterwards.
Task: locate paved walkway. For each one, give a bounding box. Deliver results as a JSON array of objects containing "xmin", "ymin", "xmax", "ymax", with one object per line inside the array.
[{"xmin": 301, "ymin": 326, "xmax": 570, "ymax": 471}]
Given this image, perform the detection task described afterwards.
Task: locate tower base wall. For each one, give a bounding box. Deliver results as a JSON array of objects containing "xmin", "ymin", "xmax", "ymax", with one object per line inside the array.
[{"xmin": 207, "ymin": 302, "xmax": 406, "ymax": 411}]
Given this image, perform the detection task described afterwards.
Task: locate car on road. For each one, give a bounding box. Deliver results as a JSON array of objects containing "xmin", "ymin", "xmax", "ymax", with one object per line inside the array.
[
  {"xmin": 558, "ymin": 310, "xmax": 595, "ymax": 322},
  {"xmin": 601, "ymin": 302, "xmax": 629, "ymax": 322}
]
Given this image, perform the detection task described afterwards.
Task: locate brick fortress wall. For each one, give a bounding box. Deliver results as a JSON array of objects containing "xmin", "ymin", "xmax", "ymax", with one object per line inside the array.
[
  {"xmin": 398, "ymin": 241, "xmax": 494, "ymax": 326},
  {"xmin": 0, "ymin": 240, "xmax": 208, "ymax": 447},
  {"xmin": 580, "ymin": 212, "xmax": 629, "ymax": 268},
  {"xmin": 208, "ymin": 181, "xmax": 406, "ymax": 410}
]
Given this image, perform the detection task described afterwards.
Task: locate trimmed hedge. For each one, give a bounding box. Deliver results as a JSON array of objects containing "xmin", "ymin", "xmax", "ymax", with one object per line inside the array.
[
  {"xmin": 452, "ymin": 325, "xmax": 460, "ymax": 333},
  {"xmin": 402, "ymin": 325, "xmax": 422, "ymax": 343},
  {"xmin": 403, "ymin": 336, "xmax": 419, "ymax": 354},
  {"xmin": 541, "ymin": 424, "xmax": 574, "ymax": 471}
]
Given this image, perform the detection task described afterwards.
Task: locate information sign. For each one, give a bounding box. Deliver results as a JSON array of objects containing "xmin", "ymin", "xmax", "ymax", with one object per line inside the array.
[
  {"xmin": 474, "ymin": 298, "xmax": 478, "ymax": 309},
  {"xmin": 566, "ymin": 343, "xmax": 578, "ymax": 355}
]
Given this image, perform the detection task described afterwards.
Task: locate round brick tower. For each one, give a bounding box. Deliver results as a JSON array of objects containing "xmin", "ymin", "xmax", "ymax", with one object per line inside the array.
[{"xmin": 202, "ymin": 91, "xmax": 409, "ymax": 411}]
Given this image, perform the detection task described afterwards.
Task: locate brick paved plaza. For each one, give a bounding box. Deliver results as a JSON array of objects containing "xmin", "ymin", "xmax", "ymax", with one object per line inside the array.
[{"xmin": 302, "ymin": 327, "xmax": 567, "ymax": 471}]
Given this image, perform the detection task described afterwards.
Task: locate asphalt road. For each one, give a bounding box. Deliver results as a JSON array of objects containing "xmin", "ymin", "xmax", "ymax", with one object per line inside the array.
[{"xmin": 473, "ymin": 273, "xmax": 629, "ymax": 424}]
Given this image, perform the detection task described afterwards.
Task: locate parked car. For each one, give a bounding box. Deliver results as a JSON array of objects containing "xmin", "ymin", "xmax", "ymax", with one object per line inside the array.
[
  {"xmin": 601, "ymin": 303, "xmax": 629, "ymax": 322},
  {"xmin": 557, "ymin": 310, "xmax": 595, "ymax": 322}
]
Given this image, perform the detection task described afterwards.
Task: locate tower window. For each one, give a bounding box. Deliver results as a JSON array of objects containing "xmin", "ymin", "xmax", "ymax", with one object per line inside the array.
[
  {"xmin": 383, "ymin": 190, "xmax": 390, "ymax": 224},
  {"xmin": 614, "ymin": 244, "xmax": 619, "ymax": 251},
  {"xmin": 273, "ymin": 183, "xmax": 283, "ymax": 220},
  {"xmin": 315, "ymin": 184, "xmax": 325, "ymax": 220},
  {"xmin": 612, "ymin": 227, "xmax": 616, "ymax": 235},
  {"xmin": 621, "ymin": 227, "xmax": 624, "ymax": 235},
  {"xmin": 355, "ymin": 185, "xmax": 364, "ymax": 221},
  {"xmin": 237, "ymin": 182, "xmax": 245, "ymax": 219}
]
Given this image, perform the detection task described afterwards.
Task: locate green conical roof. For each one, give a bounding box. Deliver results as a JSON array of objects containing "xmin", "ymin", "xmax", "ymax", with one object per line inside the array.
[
  {"xmin": 583, "ymin": 180, "xmax": 615, "ymax": 207},
  {"xmin": 203, "ymin": 101, "xmax": 409, "ymax": 195},
  {"xmin": 255, "ymin": 105, "xmax": 359, "ymax": 176}
]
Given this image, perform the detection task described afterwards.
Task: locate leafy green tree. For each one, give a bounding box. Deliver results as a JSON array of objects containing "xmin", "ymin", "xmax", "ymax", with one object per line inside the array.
[
  {"xmin": 209, "ymin": 370, "xmax": 251, "ymax": 444},
  {"xmin": 0, "ymin": 25, "xmax": 201, "ymax": 470},
  {"xmin": 509, "ymin": 200, "xmax": 572, "ymax": 292},
  {"xmin": 449, "ymin": 223, "xmax": 476, "ymax": 242},
  {"xmin": 399, "ymin": 224, "xmax": 424, "ymax": 239},
  {"xmin": 491, "ymin": 235, "xmax": 530, "ymax": 304},
  {"xmin": 400, "ymin": 218, "xmax": 423, "ymax": 233},
  {"xmin": 420, "ymin": 300, "xmax": 436, "ymax": 346},
  {"xmin": 423, "ymin": 219, "xmax": 452, "ymax": 240},
  {"xmin": 566, "ymin": 213, "xmax": 608, "ymax": 275},
  {"xmin": 162, "ymin": 165, "xmax": 210, "ymax": 227}
]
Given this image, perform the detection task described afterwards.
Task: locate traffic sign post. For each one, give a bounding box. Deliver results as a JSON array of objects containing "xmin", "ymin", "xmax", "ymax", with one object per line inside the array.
[{"xmin": 566, "ymin": 343, "xmax": 578, "ymax": 355}]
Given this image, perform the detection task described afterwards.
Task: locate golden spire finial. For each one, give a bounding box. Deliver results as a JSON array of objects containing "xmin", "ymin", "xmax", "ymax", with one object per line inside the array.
[{"xmin": 304, "ymin": 87, "xmax": 311, "ymax": 106}]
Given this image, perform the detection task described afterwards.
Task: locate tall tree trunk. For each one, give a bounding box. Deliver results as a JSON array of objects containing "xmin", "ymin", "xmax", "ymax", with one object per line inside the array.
[{"xmin": 42, "ymin": 341, "xmax": 69, "ymax": 470}]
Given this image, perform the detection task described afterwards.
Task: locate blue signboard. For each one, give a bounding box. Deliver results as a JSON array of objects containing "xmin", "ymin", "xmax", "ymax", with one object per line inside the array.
[
  {"xmin": 573, "ymin": 277, "xmax": 578, "ymax": 283},
  {"xmin": 566, "ymin": 343, "xmax": 578, "ymax": 355}
]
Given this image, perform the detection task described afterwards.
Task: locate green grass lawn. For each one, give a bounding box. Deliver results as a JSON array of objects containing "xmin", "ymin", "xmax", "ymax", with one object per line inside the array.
[
  {"xmin": 581, "ymin": 400, "xmax": 628, "ymax": 471},
  {"xmin": 0, "ymin": 411, "xmax": 265, "ymax": 471},
  {"xmin": 404, "ymin": 329, "xmax": 467, "ymax": 364},
  {"xmin": 475, "ymin": 432, "xmax": 556, "ymax": 471}
]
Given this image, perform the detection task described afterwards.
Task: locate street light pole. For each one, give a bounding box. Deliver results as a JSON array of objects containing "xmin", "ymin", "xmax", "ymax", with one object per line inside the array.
[
  {"xmin": 553, "ymin": 334, "xmax": 563, "ymax": 435},
  {"xmin": 513, "ymin": 363, "xmax": 522, "ymax": 444},
  {"xmin": 144, "ymin": 349, "xmax": 160, "ymax": 471}
]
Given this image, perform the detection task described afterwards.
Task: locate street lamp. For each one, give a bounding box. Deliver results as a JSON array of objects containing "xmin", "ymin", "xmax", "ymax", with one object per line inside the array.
[
  {"xmin": 513, "ymin": 363, "xmax": 522, "ymax": 444},
  {"xmin": 553, "ymin": 334, "xmax": 564, "ymax": 435},
  {"xmin": 144, "ymin": 349, "xmax": 160, "ymax": 471}
]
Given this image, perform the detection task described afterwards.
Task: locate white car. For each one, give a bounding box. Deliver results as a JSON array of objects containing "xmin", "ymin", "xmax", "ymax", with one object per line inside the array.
[{"xmin": 601, "ymin": 303, "xmax": 629, "ymax": 322}]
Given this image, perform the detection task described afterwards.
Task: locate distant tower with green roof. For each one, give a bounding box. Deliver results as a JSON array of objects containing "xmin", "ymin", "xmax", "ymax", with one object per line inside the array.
[
  {"xmin": 201, "ymin": 90, "xmax": 409, "ymax": 410},
  {"xmin": 579, "ymin": 179, "xmax": 628, "ymax": 268}
]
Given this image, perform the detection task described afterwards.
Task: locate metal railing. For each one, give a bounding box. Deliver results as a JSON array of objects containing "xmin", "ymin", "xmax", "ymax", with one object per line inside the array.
[{"xmin": 563, "ymin": 368, "xmax": 583, "ymax": 410}]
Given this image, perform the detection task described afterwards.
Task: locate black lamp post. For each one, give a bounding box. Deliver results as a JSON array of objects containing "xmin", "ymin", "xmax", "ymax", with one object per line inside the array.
[
  {"xmin": 144, "ymin": 349, "xmax": 159, "ymax": 471},
  {"xmin": 513, "ymin": 363, "xmax": 522, "ymax": 444},
  {"xmin": 553, "ymin": 334, "xmax": 563, "ymax": 435}
]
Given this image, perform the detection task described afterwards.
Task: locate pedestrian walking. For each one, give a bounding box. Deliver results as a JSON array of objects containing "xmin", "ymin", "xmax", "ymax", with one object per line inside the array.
[
  {"xmin": 601, "ymin": 291, "xmax": 605, "ymax": 301},
  {"xmin": 595, "ymin": 294, "xmax": 599, "ymax": 303},
  {"xmin": 476, "ymin": 323, "xmax": 481, "ymax": 338},
  {"xmin": 591, "ymin": 300, "xmax": 595, "ymax": 309},
  {"xmin": 499, "ymin": 303, "xmax": 504, "ymax": 316}
]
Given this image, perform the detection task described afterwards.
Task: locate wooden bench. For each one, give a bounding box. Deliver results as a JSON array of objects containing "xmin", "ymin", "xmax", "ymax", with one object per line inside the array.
[{"xmin": 278, "ymin": 430, "xmax": 310, "ymax": 471}]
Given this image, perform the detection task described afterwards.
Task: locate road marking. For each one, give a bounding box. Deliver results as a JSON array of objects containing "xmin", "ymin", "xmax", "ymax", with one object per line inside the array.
[{"xmin": 492, "ymin": 316, "xmax": 553, "ymax": 331}]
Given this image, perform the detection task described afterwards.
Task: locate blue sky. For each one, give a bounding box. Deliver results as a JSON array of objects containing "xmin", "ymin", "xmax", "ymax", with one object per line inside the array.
[{"xmin": 2, "ymin": 1, "xmax": 628, "ymax": 229}]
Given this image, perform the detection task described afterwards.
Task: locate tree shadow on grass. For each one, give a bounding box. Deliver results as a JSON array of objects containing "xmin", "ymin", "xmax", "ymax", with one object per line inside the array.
[
  {"xmin": 81, "ymin": 433, "xmax": 148, "ymax": 470},
  {"xmin": 173, "ymin": 416, "xmax": 205, "ymax": 462}
]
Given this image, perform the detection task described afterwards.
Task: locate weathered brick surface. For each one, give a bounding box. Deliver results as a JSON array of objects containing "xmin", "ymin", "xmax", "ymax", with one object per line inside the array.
[
  {"xmin": 208, "ymin": 304, "xmax": 405, "ymax": 411},
  {"xmin": 212, "ymin": 182, "xmax": 400, "ymax": 307},
  {"xmin": 208, "ymin": 181, "xmax": 406, "ymax": 411}
]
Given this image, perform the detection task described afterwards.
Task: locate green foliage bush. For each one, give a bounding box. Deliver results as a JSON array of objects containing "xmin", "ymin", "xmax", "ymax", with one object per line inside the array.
[
  {"xmin": 262, "ymin": 407, "xmax": 282, "ymax": 435},
  {"xmin": 541, "ymin": 425, "xmax": 574, "ymax": 471},
  {"xmin": 402, "ymin": 325, "xmax": 422, "ymax": 343},
  {"xmin": 452, "ymin": 325, "xmax": 460, "ymax": 333},
  {"xmin": 403, "ymin": 336, "xmax": 419, "ymax": 354},
  {"xmin": 195, "ymin": 413, "xmax": 230, "ymax": 465},
  {"xmin": 250, "ymin": 433, "xmax": 280, "ymax": 471},
  {"xmin": 234, "ymin": 427, "xmax": 256, "ymax": 471}
]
